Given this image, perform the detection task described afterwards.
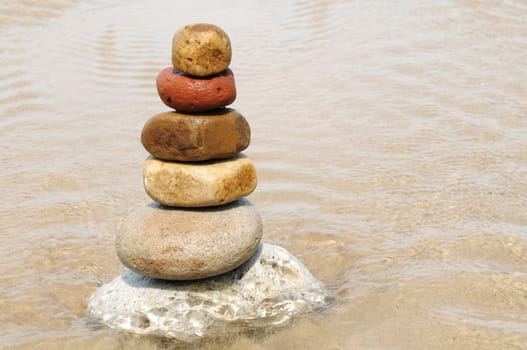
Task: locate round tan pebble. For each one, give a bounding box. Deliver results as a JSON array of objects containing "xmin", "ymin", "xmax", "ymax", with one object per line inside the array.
[
  {"xmin": 143, "ymin": 154, "xmax": 257, "ymax": 207},
  {"xmin": 172, "ymin": 23, "xmax": 232, "ymax": 77},
  {"xmin": 156, "ymin": 67, "xmax": 236, "ymax": 112},
  {"xmin": 141, "ymin": 108, "xmax": 250, "ymax": 161},
  {"xmin": 115, "ymin": 199, "xmax": 263, "ymax": 280}
]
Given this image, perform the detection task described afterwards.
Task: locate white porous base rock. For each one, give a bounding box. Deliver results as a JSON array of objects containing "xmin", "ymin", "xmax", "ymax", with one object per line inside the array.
[{"xmin": 87, "ymin": 243, "xmax": 333, "ymax": 342}]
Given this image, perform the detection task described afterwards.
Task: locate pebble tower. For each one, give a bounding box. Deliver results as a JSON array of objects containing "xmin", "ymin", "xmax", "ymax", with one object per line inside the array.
[{"xmin": 115, "ymin": 23, "xmax": 262, "ymax": 280}]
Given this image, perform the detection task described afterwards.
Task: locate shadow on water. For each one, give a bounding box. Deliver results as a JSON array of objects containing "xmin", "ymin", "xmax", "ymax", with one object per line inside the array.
[{"xmin": 111, "ymin": 328, "xmax": 278, "ymax": 350}]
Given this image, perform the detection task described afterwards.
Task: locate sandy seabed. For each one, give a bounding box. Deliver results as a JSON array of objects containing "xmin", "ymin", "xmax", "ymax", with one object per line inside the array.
[{"xmin": 1, "ymin": 0, "xmax": 527, "ymax": 349}]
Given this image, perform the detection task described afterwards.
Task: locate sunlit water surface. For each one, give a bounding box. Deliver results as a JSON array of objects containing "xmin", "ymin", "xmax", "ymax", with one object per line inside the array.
[{"xmin": 1, "ymin": 1, "xmax": 526, "ymax": 349}]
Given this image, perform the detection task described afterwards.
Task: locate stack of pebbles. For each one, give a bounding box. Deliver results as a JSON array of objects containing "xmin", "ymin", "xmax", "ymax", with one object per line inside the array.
[
  {"xmin": 88, "ymin": 24, "xmax": 333, "ymax": 341},
  {"xmin": 116, "ymin": 23, "xmax": 262, "ymax": 280}
]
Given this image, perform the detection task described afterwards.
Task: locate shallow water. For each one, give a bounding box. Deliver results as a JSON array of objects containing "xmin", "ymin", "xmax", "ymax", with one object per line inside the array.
[{"xmin": 1, "ymin": 0, "xmax": 526, "ymax": 349}]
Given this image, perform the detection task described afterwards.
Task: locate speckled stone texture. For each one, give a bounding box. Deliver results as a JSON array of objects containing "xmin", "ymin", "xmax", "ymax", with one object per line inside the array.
[
  {"xmin": 87, "ymin": 243, "xmax": 334, "ymax": 342},
  {"xmin": 141, "ymin": 109, "xmax": 250, "ymax": 162},
  {"xmin": 115, "ymin": 199, "xmax": 262, "ymax": 280},
  {"xmin": 157, "ymin": 67, "xmax": 236, "ymax": 112},
  {"xmin": 172, "ymin": 23, "xmax": 231, "ymax": 77},
  {"xmin": 143, "ymin": 154, "xmax": 257, "ymax": 207}
]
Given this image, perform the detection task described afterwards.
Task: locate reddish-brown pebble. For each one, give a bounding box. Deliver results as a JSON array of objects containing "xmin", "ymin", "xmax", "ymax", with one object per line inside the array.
[
  {"xmin": 157, "ymin": 67, "xmax": 236, "ymax": 112},
  {"xmin": 141, "ymin": 108, "xmax": 250, "ymax": 161}
]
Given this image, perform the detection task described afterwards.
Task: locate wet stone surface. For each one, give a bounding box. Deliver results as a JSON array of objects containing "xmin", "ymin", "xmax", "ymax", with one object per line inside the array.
[{"xmin": 87, "ymin": 243, "xmax": 334, "ymax": 343}]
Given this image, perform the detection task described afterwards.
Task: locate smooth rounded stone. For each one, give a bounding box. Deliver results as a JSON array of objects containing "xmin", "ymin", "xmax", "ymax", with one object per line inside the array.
[
  {"xmin": 157, "ymin": 67, "xmax": 236, "ymax": 112},
  {"xmin": 141, "ymin": 109, "xmax": 250, "ymax": 162},
  {"xmin": 115, "ymin": 199, "xmax": 262, "ymax": 280},
  {"xmin": 88, "ymin": 243, "xmax": 334, "ymax": 342},
  {"xmin": 172, "ymin": 23, "xmax": 232, "ymax": 77},
  {"xmin": 143, "ymin": 154, "xmax": 257, "ymax": 207}
]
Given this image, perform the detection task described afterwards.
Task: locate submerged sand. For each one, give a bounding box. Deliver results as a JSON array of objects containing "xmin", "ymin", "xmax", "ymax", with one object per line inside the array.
[{"xmin": 1, "ymin": 1, "xmax": 526, "ymax": 349}]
